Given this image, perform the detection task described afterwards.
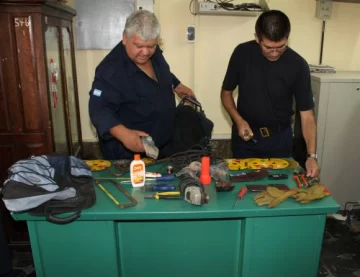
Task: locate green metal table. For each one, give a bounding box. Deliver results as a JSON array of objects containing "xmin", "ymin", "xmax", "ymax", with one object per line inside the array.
[{"xmin": 12, "ymin": 162, "xmax": 339, "ymax": 277}]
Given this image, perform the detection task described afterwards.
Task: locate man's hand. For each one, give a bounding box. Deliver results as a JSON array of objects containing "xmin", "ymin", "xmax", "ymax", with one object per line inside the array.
[
  {"xmin": 221, "ymin": 90, "xmax": 253, "ymax": 142},
  {"xmin": 174, "ymin": 83, "xmax": 195, "ymax": 98},
  {"xmin": 236, "ymin": 119, "xmax": 253, "ymax": 141},
  {"xmin": 305, "ymin": 158, "xmax": 320, "ymax": 178},
  {"xmin": 110, "ymin": 125, "xmax": 148, "ymax": 153}
]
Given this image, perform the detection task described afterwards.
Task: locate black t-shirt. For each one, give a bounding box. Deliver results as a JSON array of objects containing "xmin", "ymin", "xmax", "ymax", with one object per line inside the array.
[{"xmin": 222, "ymin": 40, "xmax": 314, "ymax": 127}]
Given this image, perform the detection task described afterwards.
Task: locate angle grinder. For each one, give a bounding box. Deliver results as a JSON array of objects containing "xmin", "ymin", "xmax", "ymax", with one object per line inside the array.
[{"xmin": 178, "ymin": 174, "xmax": 209, "ymax": 205}]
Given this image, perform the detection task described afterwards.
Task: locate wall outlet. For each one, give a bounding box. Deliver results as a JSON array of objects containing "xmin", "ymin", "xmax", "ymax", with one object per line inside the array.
[{"xmin": 316, "ymin": 0, "xmax": 332, "ymax": 19}]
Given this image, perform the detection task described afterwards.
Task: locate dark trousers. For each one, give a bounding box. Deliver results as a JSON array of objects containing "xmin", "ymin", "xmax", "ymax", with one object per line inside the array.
[
  {"xmin": 0, "ymin": 215, "xmax": 12, "ymax": 275},
  {"xmin": 101, "ymin": 138, "xmax": 174, "ymax": 160},
  {"xmin": 231, "ymin": 126, "xmax": 293, "ymax": 158}
]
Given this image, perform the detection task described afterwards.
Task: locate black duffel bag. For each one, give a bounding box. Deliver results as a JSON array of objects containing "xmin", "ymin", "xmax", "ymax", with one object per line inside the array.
[
  {"xmin": 1, "ymin": 155, "xmax": 96, "ymax": 224},
  {"xmin": 173, "ymin": 96, "xmax": 214, "ymax": 153}
]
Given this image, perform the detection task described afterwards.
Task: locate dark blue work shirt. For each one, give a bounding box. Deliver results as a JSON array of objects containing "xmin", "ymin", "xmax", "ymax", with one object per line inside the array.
[{"xmin": 88, "ymin": 41, "xmax": 180, "ymax": 159}]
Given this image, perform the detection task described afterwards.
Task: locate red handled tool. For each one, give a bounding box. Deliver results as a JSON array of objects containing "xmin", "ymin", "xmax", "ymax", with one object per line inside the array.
[{"xmin": 232, "ymin": 187, "xmax": 248, "ymax": 209}]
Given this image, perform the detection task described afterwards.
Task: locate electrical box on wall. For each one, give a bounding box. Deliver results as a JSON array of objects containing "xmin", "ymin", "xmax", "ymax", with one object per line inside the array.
[
  {"xmin": 135, "ymin": 0, "xmax": 154, "ymax": 12},
  {"xmin": 316, "ymin": 0, "xmax": 333, "ymax": 19},
  {"xmin": 195, "ymin": 0, "xmax": 265, "ymax": 16}
]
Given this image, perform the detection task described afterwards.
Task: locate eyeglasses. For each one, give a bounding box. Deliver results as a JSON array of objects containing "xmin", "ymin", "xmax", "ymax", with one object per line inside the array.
[{"xmin": 260, "ymin": 42, "xmax": 288, "ymax": 53}]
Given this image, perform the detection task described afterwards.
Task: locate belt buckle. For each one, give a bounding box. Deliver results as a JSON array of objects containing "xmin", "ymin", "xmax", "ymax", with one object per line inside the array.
[{"xmin": 260, "ymin": 127, "xmax": 270, "ymax": 137}]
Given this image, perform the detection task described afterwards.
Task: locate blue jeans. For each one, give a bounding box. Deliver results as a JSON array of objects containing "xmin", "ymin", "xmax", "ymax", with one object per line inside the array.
[{"xmin": 231, "ymin": 126, "xmax": 293, "ymax": 158}]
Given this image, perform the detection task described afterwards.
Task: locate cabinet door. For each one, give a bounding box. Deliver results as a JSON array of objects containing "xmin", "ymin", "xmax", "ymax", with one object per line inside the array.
[
  {"xmin": 320, "ymin": 82, "xmax": 360, "ymax": 207},
  {"xmin": 241, "ymin": 215, "xmax": 326, "ymax": 277},
  {"xmin": 61, "ymin": 26, "xmax": 82, "ymax": 156},
  {"xmin": 45, "ymin": 25, "xmax": 69, "ymax": 154},
  {"xmin": 116, "ymin": 220, "xmax": 243, "ymax": 277},
  {"xmin": 311, "ymin": 79, "xmax": 330, "ymax": 167}
]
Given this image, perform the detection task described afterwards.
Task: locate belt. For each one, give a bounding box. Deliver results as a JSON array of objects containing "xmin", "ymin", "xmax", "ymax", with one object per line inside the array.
[{"xmin": 251, "ymin": 124, "xmax": 290, "ymax": 138}]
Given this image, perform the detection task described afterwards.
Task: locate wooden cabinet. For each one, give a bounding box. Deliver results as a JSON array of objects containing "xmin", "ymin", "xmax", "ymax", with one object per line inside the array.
[
  {"xmin": 0, "ymin": 0, "xmax": 82, "ymax": 241},
  {"xmin": 0, "ymin": 0, "xmax": 82, "ymax": 180},
  {"xmin": 311, "ymin": 71, "xmax": 360, "ymax": 208}
]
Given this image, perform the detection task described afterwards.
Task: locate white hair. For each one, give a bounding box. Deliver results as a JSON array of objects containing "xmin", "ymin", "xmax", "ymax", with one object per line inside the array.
[{"xmin": 124, "ymin": 10, "xmax": 160, "ymax": 40}]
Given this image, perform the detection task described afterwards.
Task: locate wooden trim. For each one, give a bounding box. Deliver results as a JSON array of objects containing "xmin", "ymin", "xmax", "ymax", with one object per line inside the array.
[
  {"xmin": 57, "ymin": 23, "xmax": 73, "ymax": 154},
  {"xmin": 69, "ymin": 24, "xmax": 84, "ymax": 157}
]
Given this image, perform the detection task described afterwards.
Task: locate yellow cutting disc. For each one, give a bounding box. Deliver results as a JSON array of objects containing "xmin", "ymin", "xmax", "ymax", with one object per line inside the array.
[
  {"xmin": 84, "ymin": 160, "xmax": 112, "ymax": 171},
  {"xmin": 226, "ymin": 158, "xmax": 290, "ymax": 170},
  {"xmin": 226, "ymin": 159, "xmax": 249, "ymax": 170},
  {"xmin": 142, "ymin": 158, "xmax": 156, "ymax": 164},
  {"xmin": 245, "ymin": 158, "xmax": 289, "ymax": 169}
]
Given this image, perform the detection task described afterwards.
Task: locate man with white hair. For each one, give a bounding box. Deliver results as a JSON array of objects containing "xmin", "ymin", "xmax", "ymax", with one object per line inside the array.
[{"xmin": 89, "ymin": 10, "xmax": 193, "ymax": 159}]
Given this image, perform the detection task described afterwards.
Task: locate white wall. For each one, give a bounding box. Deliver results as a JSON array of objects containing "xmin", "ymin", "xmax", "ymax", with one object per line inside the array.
[{"xmin": 67, "ymin": 0, "xmax": 360, "ymax": 141}]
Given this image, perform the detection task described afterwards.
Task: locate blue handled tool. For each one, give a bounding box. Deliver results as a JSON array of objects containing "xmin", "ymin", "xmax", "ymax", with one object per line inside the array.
[
  {"xmin": 113, "ymin": 174, "xmax": 177, "ymax": 184},
  {"xmin": 147, "ymin": 174, "xmax": 175, "ymax": 181},
  {"xmin": 141, "ymin": 184, "xmax": 177, "ymax": 192}
]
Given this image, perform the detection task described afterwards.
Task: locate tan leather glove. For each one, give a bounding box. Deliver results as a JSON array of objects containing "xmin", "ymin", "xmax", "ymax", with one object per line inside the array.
[
  {"xmin": 253, "ymin": 191, "xmax": 275, "ymax": 206},
  {"xmin": 292, "ymin": 184, "xmax": 330, "ymax": 204},
  {"xmin": 254, "ymin": 187, "xmax": 297, "ymax": 208},
  {"xmin": 266, "ymin": 187, "xmax": 298, "ymax": 208}
]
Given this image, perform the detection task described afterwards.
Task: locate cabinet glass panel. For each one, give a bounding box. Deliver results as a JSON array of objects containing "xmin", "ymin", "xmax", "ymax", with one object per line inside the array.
[
  {"xmin": 62, "ymin": 27, "xmax": 80, "ymax": 155},
  {"xmin": 45, "ymin": 26, "xmax": 69, "ymax": 154}
]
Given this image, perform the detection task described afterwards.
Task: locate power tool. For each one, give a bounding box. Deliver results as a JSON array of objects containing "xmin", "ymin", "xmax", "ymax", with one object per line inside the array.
[{"xmin": 178, "ymin": 173, "xmax": 209, "ymax": 205}]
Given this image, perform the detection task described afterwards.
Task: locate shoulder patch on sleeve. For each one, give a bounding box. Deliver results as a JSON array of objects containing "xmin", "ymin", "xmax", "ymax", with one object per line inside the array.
[{"xmin": 93, "ymin": 89, "xmax": 102, "ymax": 97}]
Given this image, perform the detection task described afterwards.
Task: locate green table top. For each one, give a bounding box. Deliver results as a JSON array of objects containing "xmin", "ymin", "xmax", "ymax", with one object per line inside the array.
[{"xmin": 12, "ymin": 161, "xmax": 340, "ymax": 221}]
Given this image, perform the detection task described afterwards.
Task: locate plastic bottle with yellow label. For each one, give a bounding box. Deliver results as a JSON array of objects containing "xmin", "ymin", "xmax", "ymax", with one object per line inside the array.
[{"xmin": 130, "ymin": 154, "xmax": 146, "ymax": 187}]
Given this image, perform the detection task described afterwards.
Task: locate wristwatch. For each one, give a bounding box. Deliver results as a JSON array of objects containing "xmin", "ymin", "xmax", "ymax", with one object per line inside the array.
[{"xmin": 307, "ymin": 153, "xmax": 318, "ymax": 160}]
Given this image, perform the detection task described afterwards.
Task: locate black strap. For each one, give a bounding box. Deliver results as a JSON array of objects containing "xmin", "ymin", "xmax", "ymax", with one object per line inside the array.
[
  {"xmin": 46, "ymin": 211, "xmax": 81, "ymax": 225},
  {"xmin": 179, "ymin": 96, "xmax": 203, "ymax": 112}
]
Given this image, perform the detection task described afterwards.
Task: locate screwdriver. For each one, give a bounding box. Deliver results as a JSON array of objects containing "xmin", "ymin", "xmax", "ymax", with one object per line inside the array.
[
  {"xmin": 244, "ymin": 130, "xmax": 257, "ymax": 143},
  {"xmin": 120, "ymin": 174, "xmax": 176, "ymax": 184},
  {"xmin": 140, "ymin": 184, "xmax": 177, "ymax": 192},
  {"xmin": 232, "ymin": 187, "xmax": 248, "ymax": 209},
  {"xmin": 144, "ymin": 191, "xmax": 181, "ymax": 200}
]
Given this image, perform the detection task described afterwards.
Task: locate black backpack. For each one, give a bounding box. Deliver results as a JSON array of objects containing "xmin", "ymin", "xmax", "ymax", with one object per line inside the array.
[
  {"xmin": 173, "ymin": 96, "xmax": 214, "ymax": 153},
  {"xmin": 1, "ymin": 155, "xmax": 96, "ymax": 224}
]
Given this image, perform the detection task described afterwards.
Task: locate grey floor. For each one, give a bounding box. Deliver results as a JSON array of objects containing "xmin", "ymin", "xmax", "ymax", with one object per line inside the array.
[{"xmin": 318, "ymin": 218, "xmax": 360, "ymax": 277}]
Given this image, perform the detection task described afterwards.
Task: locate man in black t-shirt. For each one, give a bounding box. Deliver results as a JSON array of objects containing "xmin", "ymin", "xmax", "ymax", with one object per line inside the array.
[{"xmin": 221, "ymin": 10, "xmax": 320, "ymax": 177}]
